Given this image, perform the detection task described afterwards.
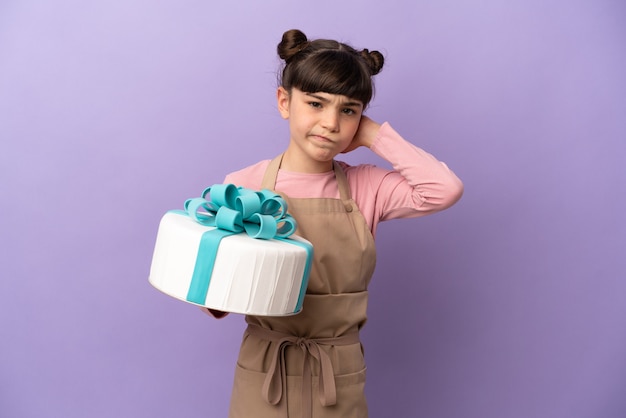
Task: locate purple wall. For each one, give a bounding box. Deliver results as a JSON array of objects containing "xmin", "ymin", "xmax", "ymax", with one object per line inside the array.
[{"xmin": 1, "ymin": 1, "xmax": 625, "ymax": 417}]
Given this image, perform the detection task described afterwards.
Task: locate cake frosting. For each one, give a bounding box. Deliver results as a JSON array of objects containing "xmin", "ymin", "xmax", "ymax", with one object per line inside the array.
[{"xmin": 149, "ymin": 184, "xmax": 313, "ymax": 316}]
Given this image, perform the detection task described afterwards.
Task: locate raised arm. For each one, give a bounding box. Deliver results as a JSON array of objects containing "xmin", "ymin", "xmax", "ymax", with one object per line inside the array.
[{"xmin": 345, "ymin": 118, "xmax": 464, "ymax": 231}]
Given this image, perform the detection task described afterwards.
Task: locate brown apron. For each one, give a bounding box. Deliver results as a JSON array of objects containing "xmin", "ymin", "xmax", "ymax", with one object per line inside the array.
[{"xmin": 228, "ymin": 155, "xmax": 377, "ymax": 418}]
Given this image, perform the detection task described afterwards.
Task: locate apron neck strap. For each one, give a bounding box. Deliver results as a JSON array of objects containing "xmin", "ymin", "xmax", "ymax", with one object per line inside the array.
[
  {"xmin": 261, "ymin": 154, "xmax": 283, "ymax": 190},
  {"xmin": 332, "ymin": 161, "xmax": 353, "ymax": 212},
  {"xmin": 261, "ymin": 154, "xmax": 354, "ymax": 212}
]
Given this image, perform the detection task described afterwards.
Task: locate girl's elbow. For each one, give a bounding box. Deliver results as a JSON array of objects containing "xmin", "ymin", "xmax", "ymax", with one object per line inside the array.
[
  {"xmin": 428, "ymin": 177, "xmax": 463, "ymax": 210},
  {"xmin": 443, "ymin": 178, "xmax": 464, "ymax": 208}
]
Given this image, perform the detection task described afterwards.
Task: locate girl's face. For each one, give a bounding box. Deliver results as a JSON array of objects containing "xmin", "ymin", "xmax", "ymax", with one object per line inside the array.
[{"xmin": 278, "ymin": 87, "xmax": 363, "ymax": 173}]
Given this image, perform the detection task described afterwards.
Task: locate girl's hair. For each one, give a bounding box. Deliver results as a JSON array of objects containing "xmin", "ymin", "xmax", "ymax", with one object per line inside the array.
[{"xmin": 277, "ymin": 29, "xmax": 384, "ymax": 108}]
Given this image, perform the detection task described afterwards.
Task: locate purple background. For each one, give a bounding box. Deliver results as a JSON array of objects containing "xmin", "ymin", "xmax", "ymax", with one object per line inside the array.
[{"xmin": 1, "ymin": 1, "xmax": 625, "ymax": 417}]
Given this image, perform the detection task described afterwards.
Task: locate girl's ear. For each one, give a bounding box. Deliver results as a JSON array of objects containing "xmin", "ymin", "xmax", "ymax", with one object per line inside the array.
[{"xmin": 277, "ymin": 87, "xmax": 290, "ymax": 119}]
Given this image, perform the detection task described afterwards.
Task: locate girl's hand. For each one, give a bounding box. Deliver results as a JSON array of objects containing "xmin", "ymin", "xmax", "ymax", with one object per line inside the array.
[
  {"xmin": 200, "ymin": 307, "xmax": 229, "ymax": 319},
  {"xmin": 342, "ymin": 115, "xmax": 381, "ymax": 153}
]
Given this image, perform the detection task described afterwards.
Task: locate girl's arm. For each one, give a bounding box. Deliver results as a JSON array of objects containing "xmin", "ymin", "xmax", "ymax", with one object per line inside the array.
[{"xmin": 347, "ymin": 117, "xmax": 464, "ymax": 228}]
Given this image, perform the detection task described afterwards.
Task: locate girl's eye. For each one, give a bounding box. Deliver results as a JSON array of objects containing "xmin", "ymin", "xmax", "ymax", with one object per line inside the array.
[
  {"xmin": 308, "ymin": 102, "xmax": 322, "ymax": 108},
  {"xmin": 342, "ymin": 108, "xmax": 356, "ymax": 115}
]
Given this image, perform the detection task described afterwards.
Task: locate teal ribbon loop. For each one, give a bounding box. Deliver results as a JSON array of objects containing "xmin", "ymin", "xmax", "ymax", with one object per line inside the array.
[{"xmin": 184, "ymin": 184, "xmax": 297, "ymax": 239}]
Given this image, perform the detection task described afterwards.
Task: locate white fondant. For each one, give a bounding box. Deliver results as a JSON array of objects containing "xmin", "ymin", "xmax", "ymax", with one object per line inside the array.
[{"xmin": 149, "ymin": 212, "xmax": 310, "ymax": 316}]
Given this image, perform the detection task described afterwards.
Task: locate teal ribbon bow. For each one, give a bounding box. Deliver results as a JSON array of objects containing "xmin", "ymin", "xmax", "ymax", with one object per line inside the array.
[{"xmin": 184, "ymin": 183, "xmax": 297, "ymax": 240}]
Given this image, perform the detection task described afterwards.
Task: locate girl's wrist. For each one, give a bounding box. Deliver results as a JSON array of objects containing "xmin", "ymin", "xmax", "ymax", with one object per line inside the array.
[{"xmin": 360, "ymin": 117, "xmax": 381, "ymax": 148}]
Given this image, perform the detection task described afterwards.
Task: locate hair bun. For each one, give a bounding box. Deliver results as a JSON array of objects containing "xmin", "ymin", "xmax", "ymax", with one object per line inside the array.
[
  {"xmin": 359, "ymin": 49, "xmax": 384, "ymax": 75},
  {"xmin": 277, "ymin": 29, "xmax": 310, "ymax": 62}
]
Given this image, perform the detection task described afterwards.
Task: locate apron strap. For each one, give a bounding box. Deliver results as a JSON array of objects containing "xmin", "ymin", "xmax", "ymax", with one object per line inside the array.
[
  {"xmin": 332, "ymin": 161, "xmax": 354, "ymax": 212},
  {"xmin": 246, "ymin": 324, "xmax": 360, "ymax": 418},
  {"xmin": 261, "ymin": 154, "xmax": 284, "ymax": 190},
  {"xmin": 260, "ymin": 155, "xmax": 354, "ymax": 213}
]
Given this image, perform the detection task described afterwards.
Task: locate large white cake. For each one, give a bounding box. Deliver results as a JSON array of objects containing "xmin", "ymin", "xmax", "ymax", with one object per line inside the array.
[{"xmin": 149, "ymin": 185, "xmax": 313, "ymax": 316}]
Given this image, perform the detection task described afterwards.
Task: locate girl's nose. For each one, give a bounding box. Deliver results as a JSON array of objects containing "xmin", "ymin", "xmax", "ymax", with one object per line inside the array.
[{"xmin": 321, "ymin": 110, "xmax": 340, "ymax": 132}]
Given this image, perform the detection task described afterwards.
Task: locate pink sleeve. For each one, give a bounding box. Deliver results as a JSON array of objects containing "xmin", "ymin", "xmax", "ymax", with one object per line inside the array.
[{"xmin": 350, "ymin": 122, "xmax": 463, "ymax": 231}]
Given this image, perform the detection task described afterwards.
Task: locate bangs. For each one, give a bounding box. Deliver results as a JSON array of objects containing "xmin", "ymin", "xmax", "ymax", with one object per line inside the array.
[{"xmin": 286, "ymin": 50, "xmax": 373, "ymax": 106}]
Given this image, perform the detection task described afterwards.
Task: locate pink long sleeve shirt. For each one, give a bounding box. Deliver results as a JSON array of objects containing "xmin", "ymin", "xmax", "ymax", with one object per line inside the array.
[{"xmin": 224, "ymin": 122, "xmax": 463, "ymax": 238}]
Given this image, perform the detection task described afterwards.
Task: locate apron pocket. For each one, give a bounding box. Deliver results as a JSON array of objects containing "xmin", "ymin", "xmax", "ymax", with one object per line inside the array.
[
  {"xmin": 313, "ymin": 367, "xmax": 368, "ymax": 418},
  {"xmin": 229, "ymin": 364, "xmax": 368, "ymax": 418},
  {"xmin": 335, "ymin": 366, "xmax": 367, "ymax": 387},
  {"xmin": 229, "ymin": 364, "xmax": 281, "ymax": 418}
]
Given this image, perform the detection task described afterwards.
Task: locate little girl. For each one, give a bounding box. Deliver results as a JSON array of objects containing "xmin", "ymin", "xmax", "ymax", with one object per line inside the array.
[{"xmin": 205, "ymin": 29, "xmax": 463, "ymax": 418}]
